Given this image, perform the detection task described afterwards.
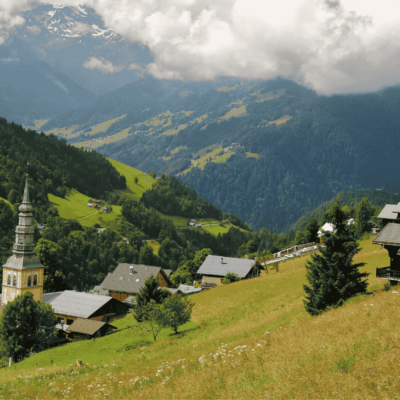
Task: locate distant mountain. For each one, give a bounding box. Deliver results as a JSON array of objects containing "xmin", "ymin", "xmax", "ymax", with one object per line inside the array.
[
  {"xmin": 40, "ymin": 78, "xmax": 400, "ymax": 232},
  {"xmin": 0, "ymin": 37, "xmax": 95, "ymax": 126},
  {"xmin": 11, "ymin": 4, "xmax": 152, "ymax": 95}
]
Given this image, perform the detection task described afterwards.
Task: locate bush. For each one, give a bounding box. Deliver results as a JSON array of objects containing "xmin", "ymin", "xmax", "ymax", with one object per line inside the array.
[{"xmin": 222, "ymin": 272, "xmax": 241, "ymax": 285}]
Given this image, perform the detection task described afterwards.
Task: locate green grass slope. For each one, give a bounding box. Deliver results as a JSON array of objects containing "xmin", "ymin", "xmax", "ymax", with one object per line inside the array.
[
  {"xmin": 108, "ymin": 158, "xmax": 155, "ymax": 202},
  {"xmin": 1, "ymin": 237, "xmax": 395, "ymax": 399}
]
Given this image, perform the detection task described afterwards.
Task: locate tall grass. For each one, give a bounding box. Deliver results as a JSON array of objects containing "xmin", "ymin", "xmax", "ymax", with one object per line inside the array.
[{"xmin": 0, "ymin": 238, "xmax": 394, "ymax": 399}]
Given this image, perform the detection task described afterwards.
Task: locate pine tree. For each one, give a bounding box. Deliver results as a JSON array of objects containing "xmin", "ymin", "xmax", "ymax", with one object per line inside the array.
[
  {"xmin": 303, "ymin": 199, "xmax": 369, "ymax": 315},
  {"xmin": 134, "ymin": 275, "xmax": 167, "ymax": 322},
  {"xmin": 355, "ymin": 197, "xmax": 373, "ymax": 238}
]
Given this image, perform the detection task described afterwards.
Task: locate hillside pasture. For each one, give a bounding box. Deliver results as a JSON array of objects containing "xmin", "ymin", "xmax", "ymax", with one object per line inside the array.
[
  {"xmin": 220, "ymin": 105, "xmax": 247, "ymax": 120},
  {"xmin": 48, "ymin": 190, "xmax": 94, "ymax": 220},
  {"xmin": 44, "ymin": 125, "xmax": 83, "ymax": 139},
  {"xmin": 74, "ymin": 128, "xmax": 132, "ymax": 149},
  {"xmin": 33, "ymin": 119, "xmax": 48, "ymax": 130},
  {"xmin": 0, "ymin": 238, "xmax": 392, "ymax": 399},
  {"xmin": 108, "ymin": 158, "xmax": 155, "ymax": 202},
  {"xmin": 202, "ymin": 223, "xmax": 231, "ymax": 236},
  {"xmin": 269, "ymin": 114, "xmax": 292, "ymax": 125},
  {"xmin": 86, "ymin": 115, "xmax": 127, "ymax": 136}
]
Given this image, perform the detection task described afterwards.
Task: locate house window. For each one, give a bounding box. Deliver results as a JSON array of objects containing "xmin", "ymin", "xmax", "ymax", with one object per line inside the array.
[
  {"xmin": 12, "ymin": 275, "xmax": 17, "ymax": 286},
  {"xmin": 27, "ymin": 276, "xmax": 32, "ymax": 287},
  {"xmin": 7, "ymin": 275, "xmax": 10, "ymax": 285},
  {"xmin": 33, "ymin": 275, "xmax": 37, "ymax": 286}
]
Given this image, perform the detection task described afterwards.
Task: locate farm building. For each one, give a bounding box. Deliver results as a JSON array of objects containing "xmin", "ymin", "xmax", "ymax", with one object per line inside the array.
[
  {"xmin": 97, "ymin": 264, "xmax": 172, "ymax": 302},
  {"xmin": 66, "ymin": 318, "xmax": 117, "ymax": 341},
  {"xmin": 377, "ymin": 203, "xmax": 400, "ymax": 228},
  {"xmin": 197, "ymin": 255, "xmax": 259, "ymax": 287},
  {"xmin": 43, "ymin": 290, "xmax": 129, "ymax": 325}
]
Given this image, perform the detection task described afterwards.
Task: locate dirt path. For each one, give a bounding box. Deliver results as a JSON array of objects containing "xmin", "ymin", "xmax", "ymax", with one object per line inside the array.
[{"xmin": 79, "ymin": 210, "xmax": 99, "ymax": 220}]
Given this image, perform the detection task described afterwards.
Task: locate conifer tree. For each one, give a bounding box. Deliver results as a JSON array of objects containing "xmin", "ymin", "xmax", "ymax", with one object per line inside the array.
[
  {"xmin": 303, "ymin": 199, "xmax": 369, "ymax": 315},
  {"xmin": 355, "ymin": 197, "xmax": 373, "ymax": 238},
  {"xmin": 134, "ymin": 275, "xmax": 168, "ymax": 322}
]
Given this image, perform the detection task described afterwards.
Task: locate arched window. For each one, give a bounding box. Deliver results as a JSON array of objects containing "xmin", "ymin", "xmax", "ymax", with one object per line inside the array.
[
  {"xmin": 33, "ymin": 275, "xmax": 37, "ymax": 286},
  {"xmin": 27, "ymin": 275, "xmax": 31, "ymax": 287},
  {"xmin": 7, "ymin": 275, "xmax": 10, "ymax": 285},
  {"xmin": 12, "ymin": 275, "xmax": 17, "ymax": 286}
]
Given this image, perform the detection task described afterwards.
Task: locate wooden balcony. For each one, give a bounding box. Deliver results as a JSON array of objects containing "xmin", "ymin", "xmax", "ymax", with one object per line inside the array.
[{"xmin": 376, "ymin": 266, "xmax": 400, "ymax": 281}]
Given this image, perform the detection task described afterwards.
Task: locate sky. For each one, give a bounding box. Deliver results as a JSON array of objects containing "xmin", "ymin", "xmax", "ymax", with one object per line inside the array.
[{"xmin": 1, "ymin": 0, "xmax": 400, "ymax": 94}]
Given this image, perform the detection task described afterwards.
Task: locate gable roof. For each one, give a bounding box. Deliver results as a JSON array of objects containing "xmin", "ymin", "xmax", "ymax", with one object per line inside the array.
[
  {"xmin": 197, "ymin": 255, "xmax": 256, "ymax": 278},
  {"xmin": 163, "ymin": 269, "xmax": 173, "ymax": 278},
  {"xmin": 44, "ymin": 290, "xmax": 113, "ymax": 319},
  {"xmin": 372, "ymin": 223, "xmax": 400, "ymax": 246},
  {"xmin": 42, "ymin": 292, "xmax": 63, "ymax": 303},
  {"xmin": 67, "ymin": 318, "xmax": 116, "ymax": 336},
  {"xmin": 378, "ymin": 204, "xmax": 398, "ymax": 220},
  {"xmin": 100, "ymin": 264, "xmax": 171, "ymax": 294}
]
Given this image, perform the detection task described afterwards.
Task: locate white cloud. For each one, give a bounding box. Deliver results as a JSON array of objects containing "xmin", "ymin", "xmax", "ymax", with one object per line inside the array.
[
  {"xmin": 83, "ymin": 56, "xmax": 125, "ymax": 74},
  {"xmin": 26, "ymin": 25, "xmax": 40, "ymax": 35},
  {"xmin": 3, "ymin": 1, "xmax": 400, "ymax": 94}
]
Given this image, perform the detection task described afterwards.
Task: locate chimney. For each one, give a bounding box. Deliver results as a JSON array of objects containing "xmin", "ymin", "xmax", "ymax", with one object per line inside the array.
[
  {"xmin": 129, "ymin": 266, "xmax": 134, "ymax": 274},
  {"xmin": 220, "ymin": 257, "xmax": 223, "ymax": 264},
  {"xmin": 245, "ymin": 254, "xmax": 249, "ymax": 259}
]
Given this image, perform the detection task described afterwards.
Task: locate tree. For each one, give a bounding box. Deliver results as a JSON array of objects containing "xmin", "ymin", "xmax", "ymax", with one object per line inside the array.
[
  {"xmin": 303, "ymin": 200, "xmax": 369, "ymax": 316},
  {"xmin": 355, "ymin": 197, "xmax": 373, "ymax": 238},
  {"xmin": 149, "ymin": 170, "xmax": 156, "ymax": 179},
  {"xmin": 134, "ymin": 177, "xmax": 139, "ymax": 184},
  {"xmin": 0, "ymin": 292, "xmax": 57, "ymax": 362},
  {"xmin": 134, "ymin": 275, "xmax": 165, "ymax": 322},
  {"xmin": 222, "ymin": 272, "xmax": 241, "ymax": 284},
  {"xmin": 143, "ymin": 300, "xmax": 166, "ymax": 341},
  {"xmin": 306, "ymin": 218, "xmax": 319, "ymax": 243},
  {"xmin": 161, "ymin": 295, "xmax": 194, "ymax": 334}
]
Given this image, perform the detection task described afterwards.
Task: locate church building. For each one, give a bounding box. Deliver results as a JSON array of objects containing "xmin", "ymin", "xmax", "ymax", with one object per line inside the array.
[{"xmin": 1, "ymin": 175, "xmax": 44, "ymax": 305}]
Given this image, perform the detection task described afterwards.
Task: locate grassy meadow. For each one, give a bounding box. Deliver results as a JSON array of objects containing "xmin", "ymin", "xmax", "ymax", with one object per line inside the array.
[
  {"xmin": 0, "ymin": 237, "xmax": 393, "ymax": 399},
  {"xmin": 108, "ymin": 158, "xmax": 155, "ymax": 202},
  {"xmin": 202, "ymin": 223, "xmax": 231, "ymax": 236}
]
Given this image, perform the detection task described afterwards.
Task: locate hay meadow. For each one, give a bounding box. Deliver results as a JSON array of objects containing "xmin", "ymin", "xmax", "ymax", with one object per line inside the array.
[{"xmin": 1, "ymin": 237, "xmax": 398, "ymax": 399}]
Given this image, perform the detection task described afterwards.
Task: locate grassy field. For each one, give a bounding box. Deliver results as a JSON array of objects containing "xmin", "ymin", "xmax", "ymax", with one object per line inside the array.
[
  {"xmin": 48, "ymin": 190, "xmax": 122, "ymax": 227},
  {"xmin": 162, "ymin": 124, "xmax": 188, "ymax": 136},
  {"xmin": 33, "ymin": 119, "xmax": 48, "ymax": 130},
  {"xmin": 74, "ymin": 128, "xmax": 132, "ymax": 149},
  {"xmin": 147, "ymin": 240, "xmax": 161, "ymax": 255},
  {"xmin": 86, "ymin": 115, "xmax": 127, "ymax": 136},
  {"xmin": 269, "ymin": 114, "xmax": 292, "ymax": 125},
  {"xmin": 246, "ymin": 152, "xmax": 260, "ymax": 159},
  {"xmin": 44, "ymin": 125, "xmax": 83, "ymax": 139},
  {"xmin": 2, "ymin": 237, "xmax": 394, "ymax": 399},
  {"xmin": 202, "ymin": 223, "xmax": 231, "ymax": 236},
  {"xmin": 108, "ymin": 158, "xmax": 155, "ymax": 202},
  {"xmin": 217, "ymin": 84, "xmax": 239, "ymax": 92},
  {"xmin": 220, "ymin": 105, "xmax": 247, "ymax": 120},
  {"xmin": 158, "ymin": 213, "xmax": 190, "ymax": 227}
]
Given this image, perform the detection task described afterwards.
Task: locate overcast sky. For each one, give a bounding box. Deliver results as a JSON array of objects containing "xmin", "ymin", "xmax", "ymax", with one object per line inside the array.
[{"xmin": 2, "ymin": 0, "xmax": 400, "ymax": 94}]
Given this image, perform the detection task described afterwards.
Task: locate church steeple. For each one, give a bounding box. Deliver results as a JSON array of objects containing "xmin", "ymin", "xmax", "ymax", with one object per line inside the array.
[
  {"xmin": 2, "ymin": 175, "xmax": 44, "ymax": 305},
  {"xmin": 13, "ymin": 174, "xmax": 35, "ymax": 256}
]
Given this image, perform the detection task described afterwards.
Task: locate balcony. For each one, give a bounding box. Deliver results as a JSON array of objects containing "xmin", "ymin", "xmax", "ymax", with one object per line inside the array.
[{"xmin": 376, "ymin": 266, "xmax": 400, "ymax": 281}]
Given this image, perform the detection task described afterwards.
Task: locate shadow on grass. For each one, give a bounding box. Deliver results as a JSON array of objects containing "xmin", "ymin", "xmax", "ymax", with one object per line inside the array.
[{"xmin": 165, "ymin": 326, "xmax": 200, "ymax": 338}]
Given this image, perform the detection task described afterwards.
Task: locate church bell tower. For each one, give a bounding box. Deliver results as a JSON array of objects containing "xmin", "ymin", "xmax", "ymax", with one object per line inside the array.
[{"xmin": 1, "ymin": 175, "xmax": 44, "ymax": 305}]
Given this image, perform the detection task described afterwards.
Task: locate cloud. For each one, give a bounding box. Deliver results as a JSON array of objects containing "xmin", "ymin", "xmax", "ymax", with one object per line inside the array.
[
  {"xmin": 26, "ymin": 25, "xmax": 40, "ymax": 35},
  {"xmin": 83, "ymin": 56, "xmax": 125, "ymax": 74},
  {"xmin": 3, "ymin": 1, "xmax": 400, "ymax": 94}
]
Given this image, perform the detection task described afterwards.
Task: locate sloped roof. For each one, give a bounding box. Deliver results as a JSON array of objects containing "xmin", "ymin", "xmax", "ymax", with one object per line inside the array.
[
  {"xmin": 42, "ymin": 292, "xmax": 63, "ymax": 303},
  {"xmin": 163, "ymin": 269, "xmax": 173, "ymax": 278},
  {"xmin": 178, "ymin": 284, "xmax": 202, "ymax": 294},
  {"xmin": 123, "ymin": 296, "xmax": 137, "ymax": 306},
  {"xmin": 197, "ymin": 255, "xmax": 256, "ymax": 278},
  {"xmin": 44, "ymin": 290, "xmax": 113, "ymax": 319},
  {"xmin": 68, "ymin": 318, "xmax": 116, "ymax": 336},
  {"xmin": 378, "ymin": 204, "xmax": 398, "ymax": 220},
  {"xmin": 164, "ymin": 287, "xmax": 181, "ymax": 294},
  {"xmin": 100, "ymin": 264, "xmax": 170, "ymax": 294},
  {"xmin": 372, "ymin": 223, "xmax": 400, "ymax": 246}
]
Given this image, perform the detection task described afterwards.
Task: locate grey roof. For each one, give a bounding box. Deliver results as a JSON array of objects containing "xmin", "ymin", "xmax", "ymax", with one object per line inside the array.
[
  {"xmin": 42, "ymin": 292, "xmax": 63, "ymax": 303},
  {"xmin": 123, "ymin": 296, "xmax": 137, "ymax": 306},
  {"xmin": 163, "ymin": 269, "xmax": 173, "ymax": 277},
  {"xmin": 164, "ymin": 287, "xmax": 181, "ymax": 294},
  {"xmin": 378, "ymin": 204, "xmax": 398, "ymax": 220},
  {"xmin": 372, "ymin": 223, "xmax": 400, "ymax": 246},
  {"xmin": 197, "ymin": 255, "xmax": 256, "ymax": 278},
  {"xmin": 67, "ymin": 318, "xmax": 116, "ymax": 336},
  {"xmin": 3, "ymin": 254, "xmax": 44, "ymax": 271},
  {"xmin": 44, "ymin": 290, "xmax": 112, "ymax": 319},
  {"xmin": 178, "ymin": 284, "xmax": 202, "ymax": 294},
  {"xmin": 92, "ymin": 286, "xmax": 110, "ymax": 296},
  {"xmin": 100, "ymin": 264, "xmax": 171, "ymax": 294}
]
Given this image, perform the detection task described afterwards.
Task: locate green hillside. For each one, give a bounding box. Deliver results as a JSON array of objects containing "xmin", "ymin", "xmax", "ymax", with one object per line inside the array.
[
  {"xmin": 108, "ymin": 158, "xmax": 155, "ymax": 201},
  {"xmin": 1, "ymin": 237, "xmax": 394, "ymax": 399}
]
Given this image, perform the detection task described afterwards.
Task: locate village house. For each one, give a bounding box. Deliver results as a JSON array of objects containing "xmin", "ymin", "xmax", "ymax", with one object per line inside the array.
[
  {"xmin": 197, "ymin": 255, "xmax": 259, "ymax": 287},
  {"xmin": 66, "ymin": 318, "xmax": 117, "ymax": 341},
  {"xmin": 373, "ymin": 204, "xmax": 400, "ymax": 284},
  {"xmin": 97, "ymin": 264, "xmax": 172, "ymax": 302},
  {"xmin": 43, "ymin": 290, "xmax": 129, "ymax": 325}
]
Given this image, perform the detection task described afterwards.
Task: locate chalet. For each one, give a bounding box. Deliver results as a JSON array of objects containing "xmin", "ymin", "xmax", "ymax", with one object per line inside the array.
[
  {"xmin": 373, "ymin": 223, "xmax": 400, "ymax": 285},
  {"xmin": 163, "ymin": 269, "xmax": 173, "ymax": 279},
  {"xmin": 66, "ymin": 318, "xmax": 117, "ymax": 341},
  {"xmin": 98, "ymin": 264, "xmax": 172, "ymax": 302},
  {"xmin": 376, "ymin": 202, "xmax": 400, "ymax": 228},
  {"xmin": 103, "ymin": 206, "xmax": 109, "ymax": 213},
  {"xmin": 43, "ymin": 290, "xmax": 129, "ymax": 325},
  {"xmin": 197, "ymin": 255, "xmax": 259, "ymax": 287},
  {"xmin": 164, "ymin": 284, "xmax": 202, "ymax": 295}
]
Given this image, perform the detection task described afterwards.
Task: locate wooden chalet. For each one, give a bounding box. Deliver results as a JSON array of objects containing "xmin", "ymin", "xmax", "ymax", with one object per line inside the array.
[
  {"xmin": 66, "ymin": 318, "xmax": 117, "ymax": 341},
  {"xmin": 197, "ymin": 255, "xmax": 259, "ymax": 287},
  {"xmin": 43, "ymin": 290, "xmax": 129, "ymax": 325},
  {"xmin": 373, "ymin": 203, "xmax": 400, "ymax": 284},
  {"xmin": 98, "ymin": 264, "xmax": 172, "ymax": 302}
]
